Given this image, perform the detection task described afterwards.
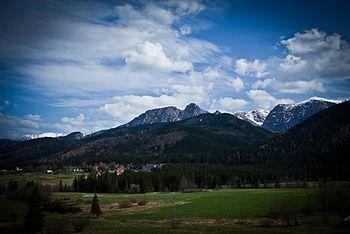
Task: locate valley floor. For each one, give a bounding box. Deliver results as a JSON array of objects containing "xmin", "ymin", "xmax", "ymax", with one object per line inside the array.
[{"xmin": 1, "ymin": 188, "xmax": 350, "ymax": 233}]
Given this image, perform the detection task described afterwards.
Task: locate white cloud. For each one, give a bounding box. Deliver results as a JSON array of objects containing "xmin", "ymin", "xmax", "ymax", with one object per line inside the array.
[
  {"xmin": 115, "ymin": 3, "xmax": 177, "ymax": 27},
  {"xmin": 124, "ymin": 41, "xmax": 193, "ymax": 72},
  {"xmin": 179, "ymin": 26, "xmax": 192, "ymax": 35},
  {"xmin": 202, "ymin": 68, "xmax": 220, "ymax": 79},
  {"xmin": 24, "ymin": 114, "xmax": 41, "ymax": 122},
  {"xmin": 251, "ymin": 79, "xmax": 273, "ymax": 89},
  {"xmin": 61, "ymin": 113, "xmax": 85, "ymax": 126},
  {"xmin": 277, "ymin": 28, "xmax": 350, "ymax": 80},
  {"xmin": 279, "ymin": 55, "xmax": 307, "ymax": 73},
  {"xmin": 237, "ymin": 28, "xmax": 350, "ymax": 95},
  {"xmin": 226, "ymin": 76, "xmax": 244, "ymax": 92},
  {"xmin": 234, "ymin": 59, "xmax": 269, "ymax": 78},
  {"xmin": 8, "ymin": 1, "xmax": 226, "ymax": 100},
  {"xmin": 281, "ymin": 28, "xmax": 340, "ymax": 55},
  {"xmin": 275, "ymin": 80, "xmax": 326, "ymax": 94},
  {"xmin": 166, "ymin": 0, "xmax": 206, "ymax": 16},
  {"xmin": 55, "ymin": 113, "xmax": 87, "ymax": 133},
  {"xmin": 0, "ymin": 113, "xmax": 42, "ymax": 139},
  {"xmin": 246, "ymin": 90, "xmax": 294, "ymax": 109},
  {"xmin": 210, "ymin": 97, "xmax": 248, "ymax": 113},
  {"xmin": 99, "ymin": 83, "xmax": 208, "ymax": 125}
]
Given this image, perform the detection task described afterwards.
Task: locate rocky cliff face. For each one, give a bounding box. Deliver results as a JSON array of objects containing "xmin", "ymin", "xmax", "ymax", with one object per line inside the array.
[
  {"xmin": 234, "ymin": 109, "xmax": 269, "ymax": 126},
  {"xmin": 262, "ymin": 97, "xmax": 341, "ymax": 132},
  {"xmin": 126, "ymin": 103, "xmax": 207, "ymax": 127}
]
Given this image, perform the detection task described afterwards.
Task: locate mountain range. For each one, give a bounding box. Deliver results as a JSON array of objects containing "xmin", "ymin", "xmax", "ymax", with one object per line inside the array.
[
  {"xmin": 0, "ymin": 111, "xmax": 271, "ymax": 168},
  {"xmin": 262, "ymin": 97, "xmax": 342, "ymax": 132},
  {"xmin": 0, "ymin": 97, "xmax": 348, "ymax": 178},
  {"xmin": 124, "ymin": 96, "xmax": 343, "ymax": 133},
  {"xmin": 16, "ymin": 97, "xmax": 343, "ymax": 141}
]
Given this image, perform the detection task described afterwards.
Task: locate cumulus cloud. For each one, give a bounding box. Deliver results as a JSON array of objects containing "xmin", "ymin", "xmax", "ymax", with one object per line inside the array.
[
  {"xmin": 6, "ymin": 0, "xmax": 226, "ymax": 99},
  {"xmin": 226, "ymin": 76, "xmax": 244, "ymax": 92},
  {"xmin": 236, "ymin": 28, "xmax": 350, "ymax": 95},
  {"xmin": 278, "ymin": 28, "xmax": 350, "ymax": 80},
  {"xmin": 276, "ymin": 80, "xmax": 326, "ymax": 94},
  {"xmin": 210, "ymin": 97, "xmax": 248, "ymax": 113},
  {"xmin": 179, "ymin": 26, "xmax": 192, "ymax": 35},
  {"xmin": 246, "ymin": 90, "xmax": 294, "ymax": 109},
  {"xmin": 0, "ymin": 113, "xmax": 41, "ymax": 139},
  {"xmin": 278, "ymin": 55, "xmax": 307, "ymax": 73},
  {"xmin": 124, "ymin": 41, "xmax": 193, "ymax": 72},
  {"xmin": 281, "ymin": 28, "xmax": 341, "ymax": 56},
  {"xmin": 234, "ymin": 59, "xmax": 269, "ymax": 78},
  {"xmin": 166, "ymin": 0, "xmax": 206, "ymax": 16},
  {"xmin": 61, "ymin": 113, "xmax": 85, "ymax": 126},
  {"xmin": 99, "ymin": 83, "xmax": 208, "ymax": 124},
  {"xmin": 251, "ymin": 79, "xmax": 273, "ymax": 89}
]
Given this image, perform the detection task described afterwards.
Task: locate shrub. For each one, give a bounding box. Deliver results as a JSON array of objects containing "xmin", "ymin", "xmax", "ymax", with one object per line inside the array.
[
  {"xmin": 299, "ymin": 201, "xmax": 317, "ymax": 215},
  {"xmin": 129, "ymin": 197, "xmax": 138, "ymax": 203},
  {"xmin": 257, "ymin": 218, "xmax": 275, "ymax": 228},
  {"xmin": 269, "ymin": 200, "xmax": 299, "ymax": 226},
  {"xmin": 72, "ymin": 217, "xmax": 90, "ymax": 233},
  {"xmin": 169, "ymin": 219, "xmax": 181, "ymax": 229},
  {"xmin": 129, "ymin": 184, "xmax": 140, "ymax": 194},
  {"xmin": 45, "ymin": 198, "xmax": 82, "ymax": 213},
  {"xmin": 138, "ymin": 199, "xmax": 149, "ymax": 206},
  {"xmin": 7, "ymin": 183, "xmax": 51, "ymax": 206},
  {"xmin": 44, "ymin": 217, "xmax": 71, "ymax": 234},
  {"xmin": 24, "ymin": 186, "xmax": 45, "ymax": 234},
  {"xmin": 317, "ymin": 184, "xmax": 350, "ymax": 212},
  {"xmin": 119, "ymin": 200, "xmax": 133, "ymax": 209}
]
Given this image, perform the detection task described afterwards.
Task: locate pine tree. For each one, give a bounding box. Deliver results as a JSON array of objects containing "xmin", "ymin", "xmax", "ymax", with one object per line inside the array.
[
  {"xmin": 58, "ymin": 180, "xmax": 63, "ymax": 192},
  {"xmin": 24, "ymin": 186, "xmax": 45, "ymax": 233},
  {"xmin": 90, "ymin": 194, "xmax": 102, "ymax": 218}
]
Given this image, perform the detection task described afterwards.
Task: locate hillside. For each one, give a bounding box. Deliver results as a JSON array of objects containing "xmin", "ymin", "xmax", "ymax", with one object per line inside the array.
[
  {"xmin": 253, "ymin": 101, "xmax": 350, "ymax": 179},
  {"xmin": 262, "ymin": 97, "xmax": 340, "ymax": 132},
  {"xmin": 0, "ymin": 113, "xmax": 271, "ymax": 168}
]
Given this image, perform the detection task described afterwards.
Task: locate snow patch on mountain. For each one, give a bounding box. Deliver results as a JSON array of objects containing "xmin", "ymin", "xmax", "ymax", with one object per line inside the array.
[
  {"xmin": 234, "ymin": 109, "xmax": 269, "ymax": 126},
  {"xmin": 21, "ymin": 132, "xmax": 64, "ymax": 141},
  {"xmin": 262, "ymin": 97, "xmax": 342, "ymax": 132}
]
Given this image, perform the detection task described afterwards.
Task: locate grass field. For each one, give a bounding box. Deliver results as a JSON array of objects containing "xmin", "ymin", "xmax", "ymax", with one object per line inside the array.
[
  {"xmin": 0, "ymin": 173, "xmax": 349, "ymax": 233},
  {"xmin": 0, "ymin": 172, "xmax": 83, "ymax": 186},
  {"xmin": 1, "ymin": 188, "xmax": 348, "ymax": 233},
  {"xmin": 54, "ymin": 188, "xmax": 316, "ymax": 220}
]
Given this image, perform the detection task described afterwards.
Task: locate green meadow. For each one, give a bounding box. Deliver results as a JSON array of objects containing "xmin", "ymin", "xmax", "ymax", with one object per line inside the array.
[
  {"xmin": 0, "ymin": 172, "xmax": 83, "ymax": 186},
  {"xmin": 1, "ymin": 186, "xmax": 349, "ymax": 233}
]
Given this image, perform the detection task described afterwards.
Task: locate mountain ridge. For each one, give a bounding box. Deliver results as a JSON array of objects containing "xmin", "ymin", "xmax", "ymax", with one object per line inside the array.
[
  {"xmin": 234, "ymin": 109, "xmax": 269, "ymax": 126},
  {"xmin": 261, "ymin": 97, "xmax": 343, "ymax": 132},
  {"xmin": 125, "ymin": 103, "xmax": 207, "ymax": 127}
]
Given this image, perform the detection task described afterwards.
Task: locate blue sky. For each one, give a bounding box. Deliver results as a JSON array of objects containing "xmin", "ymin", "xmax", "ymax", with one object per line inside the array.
[{"xmin": 1, "ymin": 0, "xmax": 350, "ymax": 139}]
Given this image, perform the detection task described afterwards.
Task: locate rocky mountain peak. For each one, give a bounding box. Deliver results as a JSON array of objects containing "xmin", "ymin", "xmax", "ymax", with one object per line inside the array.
[
  {"xmin": 126, "ymin": 103, "xmax": 207, "ymax": 127},
  {"xmin": 182, "ymin": 103, "xmax": 207, "ymax": 119},
  {"xmin": 262, "ymin": 97, "xmax": 341, "ymax": 132},
  {"xmin": 63, "ymin": 132, "xmax": 84, "ymax": 140},
  {"xmin": 234, "ymin": 108, "xmax": 269, "ymax": 126}
]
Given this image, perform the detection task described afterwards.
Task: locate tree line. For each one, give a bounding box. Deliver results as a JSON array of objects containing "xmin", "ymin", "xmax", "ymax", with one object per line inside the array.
[{"xmin": 71, "ymin": 164, "xmax": 334, "ymax": 194}]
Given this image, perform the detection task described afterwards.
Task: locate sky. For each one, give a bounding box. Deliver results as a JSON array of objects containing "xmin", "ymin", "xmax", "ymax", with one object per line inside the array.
[{"xmin": 0, "ymin": 0, "xmax": 350, "ymax": 139}]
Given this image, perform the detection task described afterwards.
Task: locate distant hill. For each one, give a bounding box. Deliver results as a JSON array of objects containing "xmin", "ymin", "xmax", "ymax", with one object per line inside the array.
[
  {"xmin": 262, "ymin": 97, "xmax": 341, "ymax": 132},
  {"xmin": 0, "ymin": 112, "xmax": 271, "ymax": 168}
]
